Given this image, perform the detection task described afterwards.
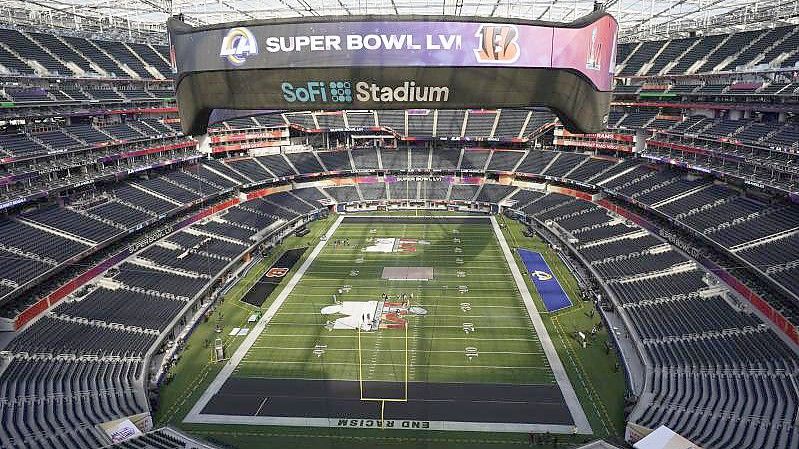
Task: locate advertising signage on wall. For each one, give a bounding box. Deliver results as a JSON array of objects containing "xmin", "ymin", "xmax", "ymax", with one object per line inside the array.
[{"xmin": 168, "ymin": 12, "xmax": 617, "ymax": 135}]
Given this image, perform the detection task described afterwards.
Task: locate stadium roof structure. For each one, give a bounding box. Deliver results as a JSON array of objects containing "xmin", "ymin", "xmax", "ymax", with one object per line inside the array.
[{"xmin": 4, "ymin": 0, "xmax": 799, "ymax": 43}]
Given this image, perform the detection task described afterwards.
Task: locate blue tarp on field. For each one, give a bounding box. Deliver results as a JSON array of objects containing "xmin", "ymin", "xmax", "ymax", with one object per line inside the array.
[{"xmin": 518, "ymin": 249, "xmax": 572, "ymax": 312}]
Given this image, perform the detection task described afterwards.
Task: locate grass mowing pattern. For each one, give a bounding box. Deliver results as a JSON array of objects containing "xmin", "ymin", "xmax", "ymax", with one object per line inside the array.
[
  {"xmin": 157, "ymin": 214, "xmax": 627, "ymax": 449},
  {"xmin": 235, "ymin": 219, "xmax": 555, "ymax": 386}
]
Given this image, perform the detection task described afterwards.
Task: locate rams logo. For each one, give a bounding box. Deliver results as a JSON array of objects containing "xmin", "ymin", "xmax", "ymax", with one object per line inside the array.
[
  {"xmin": 474, "ymin": 24, "xmax": 520, "ymax": 63},
  {"xmin": 220, "ymin": 27, "xmax": 258, "ymax": 65},
  {"xmin": 532, "ymin": 270, "xmax": 553, "ymax": 281}
]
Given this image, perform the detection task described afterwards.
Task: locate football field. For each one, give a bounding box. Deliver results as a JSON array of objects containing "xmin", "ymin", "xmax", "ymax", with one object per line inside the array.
[{"xmin": 186, "ymin": 215, "xmax": 588, "ymax": 432}]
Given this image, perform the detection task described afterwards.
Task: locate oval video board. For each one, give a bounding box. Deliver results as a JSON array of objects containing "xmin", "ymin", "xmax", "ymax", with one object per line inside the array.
[{"xmin": 168, "ymin": 12, "xmax": 617, "ymax": 135}]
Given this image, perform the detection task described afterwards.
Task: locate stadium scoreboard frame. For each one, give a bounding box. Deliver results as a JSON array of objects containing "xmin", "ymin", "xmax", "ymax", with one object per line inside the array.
[{"xmin": 168, "ymin": 12, "xmax": 617, "ymax": 135}]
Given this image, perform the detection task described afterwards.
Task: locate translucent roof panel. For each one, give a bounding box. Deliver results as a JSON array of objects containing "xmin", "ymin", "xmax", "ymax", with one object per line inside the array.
[{"xmin": 4, "ymin": 0, "xmax": 799, "ymax": 42}]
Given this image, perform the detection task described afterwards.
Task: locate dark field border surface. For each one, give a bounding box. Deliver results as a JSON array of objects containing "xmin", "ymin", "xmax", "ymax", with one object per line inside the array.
[
  {"xmin": 202, "ymin": 377, "xmax": 572, "ymax": 425},
  {"xmin": 240, "ymin": 247, "xmax": 307, "ymax": 307}
]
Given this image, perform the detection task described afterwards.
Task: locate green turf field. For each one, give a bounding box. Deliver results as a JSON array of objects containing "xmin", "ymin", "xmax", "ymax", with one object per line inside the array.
[
  {"xmin": 234, "ymin": 218, "xmax": 554, "ymax": 386},
  {"xmin": 156, "ymin": 213, "xmax": 627, "ymax": 449}
]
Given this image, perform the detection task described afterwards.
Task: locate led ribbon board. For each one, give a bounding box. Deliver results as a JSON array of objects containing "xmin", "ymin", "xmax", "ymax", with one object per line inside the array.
[{"xmin": 168, "ymin": 12, "xmax": 617, "ymax": 135}]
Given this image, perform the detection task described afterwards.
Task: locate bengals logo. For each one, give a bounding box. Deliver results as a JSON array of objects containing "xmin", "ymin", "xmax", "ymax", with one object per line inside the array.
[
  {"xmin": 266, "ymin": 267, "xmax": 289, "ymax": 278},
  {"xmin": 474, "ymin": 25, "xmax": 520, "ymax": 63}
]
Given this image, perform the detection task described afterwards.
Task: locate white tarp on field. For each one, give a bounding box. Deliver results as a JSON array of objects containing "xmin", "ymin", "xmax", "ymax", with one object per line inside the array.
[
  {"xmin": 362, "ymin": 238, "xmax": 396, "ymax": 253},
  {"xmin": 321, "ymin": 301, "xmax": 380, "ymax": 330},
  {"xmin": 382, "ymin": 266, "xmax": 434, "ymax": 281}
]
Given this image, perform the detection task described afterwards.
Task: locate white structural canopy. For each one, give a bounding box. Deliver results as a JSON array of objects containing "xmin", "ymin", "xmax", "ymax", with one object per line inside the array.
[{"xmin": 3, "ymin": 0, "xmax": 799, "ymax": 42}]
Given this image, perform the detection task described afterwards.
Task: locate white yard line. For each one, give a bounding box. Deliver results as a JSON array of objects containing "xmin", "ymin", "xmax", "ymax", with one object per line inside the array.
[
  {"xmin": 342, "ymin": 215, "xmax": 488, "ymax": 219},
  {"xmin": 274, "ymin": 312, "xmax": 529, "ymax": 319},
  {"xmin": 281, "ymin": 302, "xmax": 526, "ymax": 310},
  {"xmin": 234, "ymin": 375, "xmax": 557, "ymax": 385},
  {"xmin": 253, "ymin": 335, "xmax": 541, "ymax": 341},
  {"xmin": 490, "ymin": 215, "xmax": 592, "ymax": 434},
  {"xmin": 184, "ymin": 214, "xmax": 345, "ymax": 423},
  {"xmin": 279, "ymin": 294, "xmax": 524, "ymax": 299},
  {"xmin": 422, "ymin": 304, "xmax": 525, "ymax": 309},
  {"xmin": 248, "ymin": 347, "xmax": 546, "ymax": 355},
  {"xmin": 299, "ymin": 269, "xmax": 511, "ymax": 274},
  {"xmin": 291, "ymin": 281, "xmax": 515, "ymax": 285},
  {"xmin": 266, "ymin": 323, "xmax": 536, "ymax": 330},
  {"xmin": 238, "ymin": 361, "xmax": 554, "ymax": 369}
]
